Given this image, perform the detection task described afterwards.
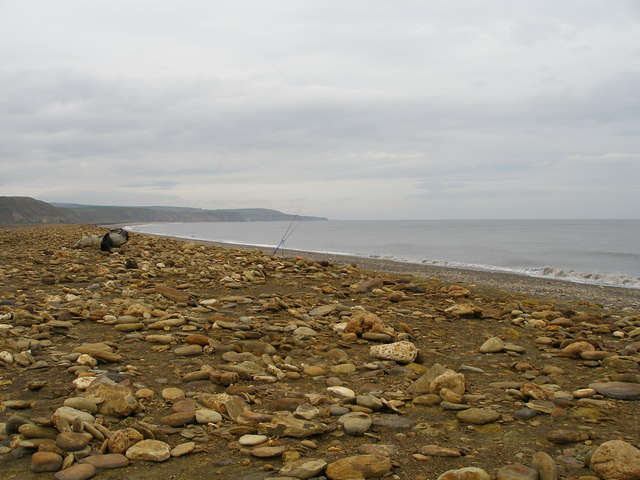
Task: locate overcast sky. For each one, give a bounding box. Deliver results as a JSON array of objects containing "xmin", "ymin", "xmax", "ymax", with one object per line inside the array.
[{"xmin": 1, "ymin": 1, "xmax": 638, "ymax": 220}]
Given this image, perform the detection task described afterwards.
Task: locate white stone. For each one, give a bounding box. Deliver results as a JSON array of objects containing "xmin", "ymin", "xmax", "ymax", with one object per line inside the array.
[
  {"xmin": 369, "ymin": 341, "xmax": 418, "ymax": 364},
  {"xmin": 327, "ymin": 386, "xmax": 356, "ymax": 399},
  {"xmin": 238, "ymin": 434, "xmax": 268, "ymax": 446},
  {"xmin": 195, "ymin": 409, "xmax": 222, "ymax": 424}
]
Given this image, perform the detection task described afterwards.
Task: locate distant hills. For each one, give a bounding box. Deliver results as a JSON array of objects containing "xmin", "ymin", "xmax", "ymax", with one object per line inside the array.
[{"xmin": 0, "ymin": 197, "xmax": 327, "ymax": 227}]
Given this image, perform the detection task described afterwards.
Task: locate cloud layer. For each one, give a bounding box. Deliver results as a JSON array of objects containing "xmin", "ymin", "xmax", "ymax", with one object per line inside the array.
[{"xmin": 1, "ymin": 0, "xmax": 638, "ymax": 219}]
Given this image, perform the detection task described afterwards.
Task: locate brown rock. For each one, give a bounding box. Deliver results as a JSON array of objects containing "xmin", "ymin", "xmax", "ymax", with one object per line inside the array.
[
  {"xmin": 79, "ymin": 454, "xmax": 130, "ymax": 469},
  {"xmin": 496, "ymin": 464, "xmax": 539, "ymax": 480},
  {"xmin": 54, "ymin": 463, "xmax": 96, "ymax": 480},
  {"xmin": 154, "ymin": 284, "xmax": 189, "ymax": 303},
  {"xmin": 547, "ymin": 430, "xmax": 590, "ymax": 444},
  {"xmin": 160, "ymin": 411, "xmax": 196, "ymax": 427},
  {"xmin": 31, "ymin": 451, "xmax": 63, "ymax": 472},
  {"xmin": 107, "ymin": 428, "xmax": 144, "ymax": 454},
  {"xmin": 418, "ymin": 445, "xmax": 461, "ymax": 457},
  {"xmin": 326, "ymin": 454, "xmax": 391, "ymax": 480},
  {"xmin": 589, "ymin": 440, "xmax": 640, "ymax": 480},
  {"xmin": 437, "ymin": 467, "xmax": 491, "ymax": 480},
  {"xmin": 560, "ymin": 341, "xmax": 596, "ymax": 358},
  {"xmin": 345, "ymin": 311, "xmax": 392, "ymax": 336},
  {"xmin": 353, "ymin": 278, "xmax": 384, "ymax": 293},
  {"xmin": 521, "ymin": 382, "xmax": 555, "ymax": 401}
]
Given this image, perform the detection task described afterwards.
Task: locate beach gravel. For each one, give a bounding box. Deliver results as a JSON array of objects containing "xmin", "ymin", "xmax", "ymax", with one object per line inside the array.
[{"xmin": 0, "ymin": 224, "xmax": 639, "ymax": 480}]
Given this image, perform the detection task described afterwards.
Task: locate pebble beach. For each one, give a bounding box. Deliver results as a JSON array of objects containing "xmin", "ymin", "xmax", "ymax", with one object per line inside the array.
[{"xmin": 1, "ymin": 224, "xmax": 640, "ymax": 480}]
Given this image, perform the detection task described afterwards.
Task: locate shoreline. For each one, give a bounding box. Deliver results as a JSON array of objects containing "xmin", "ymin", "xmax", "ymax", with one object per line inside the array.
[{"xmin": 129, "ymin": 229, "xmax": 640, "ymax": 311}]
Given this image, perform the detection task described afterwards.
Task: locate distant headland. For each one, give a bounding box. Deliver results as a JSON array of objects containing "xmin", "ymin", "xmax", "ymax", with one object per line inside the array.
[{"xmin": 0, "ymin": 196, "xmax": 327, "ymax": 227}]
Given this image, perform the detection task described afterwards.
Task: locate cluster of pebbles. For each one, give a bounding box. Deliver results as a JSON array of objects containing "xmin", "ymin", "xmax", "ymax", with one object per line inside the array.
[{"xmin": 1, "ymin": 224, "xmax": 639, "ymax": 480}]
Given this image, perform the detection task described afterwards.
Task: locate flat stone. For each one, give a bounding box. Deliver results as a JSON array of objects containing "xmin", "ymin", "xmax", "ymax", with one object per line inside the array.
[
  {"xmin": 331, "ymin": 363, "xmax": 357, "ymax": 374},
  {"xmin": 370, "ymin": 341, "xmax": 418, "ymax": 364},
  {"xmin": 456, "ymin": 408, "xmax": 501, "ymax": 425},
  {"xmin": 327, "ymin": 386, "xmax": 356, "ymax": 399},
  {"xmin": 437, "ymin": 467, "xmax": 491, "ymax": 480},
  {"xmin": 56, "ymin": 432, "xmax": 91, "ymax": 451},
  {"xmin": 326, "ymin": 454, "xmax": 391, "ymax": 480},
  {"xmin": 62, "ymin": 398, "xmax": 98, "ymax": 416},
  {"xmin": 107, "ymin": 428, "xmax": 144, "ymax": 454},
  {"xmin": 479, "ymin": 337, "xmax": 504, "ymax": 353},
  {"xmin": 239, "ymin": 434, "xmax": 268, "ymax": 446},
  {"xmin": 279, "ymin": 457, "xmax": 328, "ymax": 479},
  {"xmin": 79, "ymin": 454, "xmax": 129, "ymax": 469},
  {"xmin": 338, "ymin": 412, "xmax": 372, "ymax": 436},
  {"xmin": 531, "ymin": 451, "xmax": 558, "ymax": 480},
  {"xmin": 174, "ymin": 344, "xmax": 202, "ymax": 356},
  {"xmin": 161, "ymin": 411, "xmax": 196, "ymax": 427},
  {"xmin": 250, "ymin": 446, "xmax": 286, "ymax": 458},
  {"xmin": 356, "ymin": 394, "xmax": 383, "ymax": 410},
  {"xmin": 126, "ymin": 439, "xmax": 171, "ymax": 462},
  {"xmin": 304, "ymin": 365, "xmax": 326, "ymax": 376},
  {"xmin": 590, "ymin": 440, "xmax": 640, "ymax": 480},
  {"xmin": 170, "ymin": 442, "xmax": 196, "ymax": 457},
  {"xmin": 195, "ymin": 409, "xmax": 223, "ymax": 424},
  {"xmin": 85, "ymin": 382, "xmax": 141, "ymax": 417},
  {"xmin": 52, "ymin": 406, "xmax": 95, "ymax": 428},
  {"xmin": 20, "ymin": 424, "xmax": 59, "ymax": 439},
  {"xmin": 418, "ymin": 445, "xmax": 462, "ymax": 457},
  {"xmin": 589, "ymin": 382, "xmax": 640, "ymax": 400},
  {"xmin": 496, "ymin": 463, "xmax": 539, "ymax": 480},
  {"xmin": 54, "ymin": 463, "xmax": 96, "ymax": 480},
  {"xmin": 161, "ymin": 387, "xmax": 185, "ymax": 402},
  {"xmin": 258, "ymin": 414, "xmax": 326, "ymax": 438},
  {"xmin": 30, "ymin": 451, "xmax": 63, "ymax": 472}
]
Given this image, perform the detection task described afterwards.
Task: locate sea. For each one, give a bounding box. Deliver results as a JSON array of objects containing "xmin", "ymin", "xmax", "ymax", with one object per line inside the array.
[{"xmin": 126, "ymin": 219, "xmax": 640, "ymax": 289}]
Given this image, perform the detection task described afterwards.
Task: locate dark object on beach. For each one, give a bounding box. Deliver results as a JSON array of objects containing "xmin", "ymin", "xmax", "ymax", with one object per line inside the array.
[
  {"xmin": 124, "ymin": 258, "xmax": 138, "ymax": 269},
  {"xmin": 101, "ymin": 228, "xmax": 129, "ymax": 252}
]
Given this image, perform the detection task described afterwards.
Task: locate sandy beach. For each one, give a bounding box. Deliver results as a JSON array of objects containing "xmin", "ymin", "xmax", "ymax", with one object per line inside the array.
[{"xmin": 1, "ymin": 224, "xmax": 639, "ymax": 480}]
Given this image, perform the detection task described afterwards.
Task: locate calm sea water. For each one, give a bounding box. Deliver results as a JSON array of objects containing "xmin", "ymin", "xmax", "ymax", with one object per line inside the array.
[{"xmin": 127, "ymin": 219, "xmax": 640, "ymax": 289}]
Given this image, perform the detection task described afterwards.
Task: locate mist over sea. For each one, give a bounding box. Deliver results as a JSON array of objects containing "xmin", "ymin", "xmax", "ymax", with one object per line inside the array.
[{"xmin": 127, "ymin": 219, "xmax": 640, "ymax": 289}]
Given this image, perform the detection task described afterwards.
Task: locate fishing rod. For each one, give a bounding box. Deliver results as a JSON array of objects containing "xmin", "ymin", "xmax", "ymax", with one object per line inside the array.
[{"xmin": 273, "ymin": 209, "xmax": 301, "ymax": 254}]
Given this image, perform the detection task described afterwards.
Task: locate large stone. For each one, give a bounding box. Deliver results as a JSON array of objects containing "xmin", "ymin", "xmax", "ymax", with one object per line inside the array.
[
  {"xmin": 107, "ymin": 428, "xmax": 144, "ymax": 454},
  {"xmin": 437, "ymin": 467, "xmax": 491, "ymax": 480},
  {"xmin": 521, "ymin": 383, "xmax": 555, "ymax": 402},
  {"xmin": 161, "ymin": 411, "xmax": 196, "ymax": 427},
  {"xmin": 496, "ymin": 463, "xmax": 539, "ymax": 480},
  {"xmin": 345, "ymin": 311, "xmax": 392, "ymax": 336},
  {"xmin": 370, "ymin": 341, "xmax": 417, "ymax": 364},
  {"xmin": 56, "ymin": 431, "xmax": 92, "ymax": 451},
  {"xmin": 589, "ymin": 382, "xmax": 640, "ymax": 400},
  {"xmin": 52, "ymin": 406, "xmax": 95, "ymax": 430},
  {"xmin": 30, "ymin": 451, "xmax": 63, "ymax": 472},
  {"xmin": 456, "ymin": 408, "xmax": 501, "ymax": 425},
  {"xmin": 259, "ymin": 414, "xmax": 326, "ymax": 438},
  {"xmin": 560, "ymin": 341, "xmax": 595, "ymax": 358},
  {"xmin": 79, "ymin": 454, "xmax": 130, "ymax": 469},
  {"xmin": 54, "ymin": 463, "xmax": 96, "ymax": 480},
  {"xmin": 479, "ymin": 337, "xmax": 504, "ymax": 353},
  {"xmin": 531, "ymin": 451, "xmax": 557, "ymax": 480},
  {"xmin": 418, "ymin": 445, "xmax": 461, "ymax": 457},
  {"xmin": 338, "ymin": 412, "xmax": 372, "ymax": 436},
  {"xmin": 430, "ymin": 370, "xmax": 466, "ymax": 396},
  {"xmin": 353, "ymin": 278, "xmax": 385, "ymax": 293},
  {"xmin": 280, "ymin": 458, "xmax": 328, "ymax": 479},
  {"xmin": 326, "ymin": 454, "xmax": 391, "ymax": 480},
  {"xmin": 408, "ymin": 363, "xmax": 447, "ymax": 395},
  {"xmin": 85, "ymin": 381, "xmax": 141, "ymax": 417},
  {"xmin": 589, "ymin": 440, "xmax": 640, "ymax": 480},
  {"xmin": 126, "ymin": 439, "xmax": 171, "ymax": 462}
]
